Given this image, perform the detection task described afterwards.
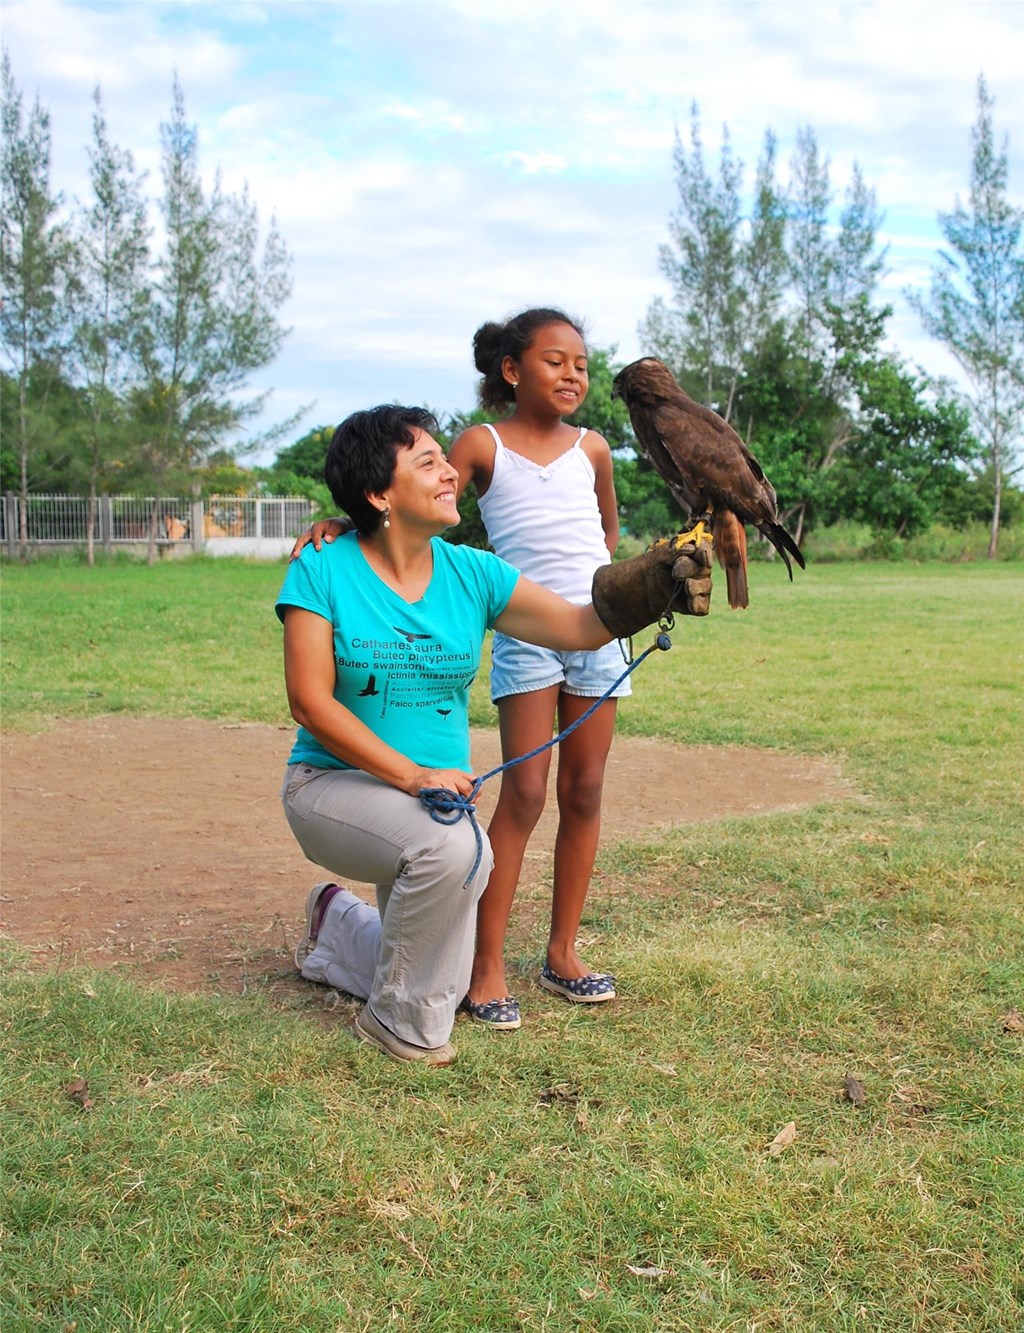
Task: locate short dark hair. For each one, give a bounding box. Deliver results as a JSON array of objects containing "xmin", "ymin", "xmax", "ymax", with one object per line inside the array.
[
  {"xmin": 472, "ymin": 307, "xmax": 586, "ymax": 414},
  {"xmin": 324, "ymin": 405, "xmax": 439, "ymax": 534}
]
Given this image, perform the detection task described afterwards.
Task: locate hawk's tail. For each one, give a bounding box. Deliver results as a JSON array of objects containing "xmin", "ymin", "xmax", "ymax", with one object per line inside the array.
[
  {"xmin": 712, "ymin": 509, "xmax": 749, "ymax": 610},
  {"xmin": 758, "ymin": 520, "xmax": 806, "ymax": 581}
]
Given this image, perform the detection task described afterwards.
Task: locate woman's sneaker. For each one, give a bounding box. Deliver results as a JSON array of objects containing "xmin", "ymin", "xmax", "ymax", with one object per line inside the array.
[
  {"xmin": 293, "ymin": 881, "xmax": 342, "ymax": 968},
  {"xmin": 354, "ymin": 1006, "xmax": 457, "ymax": 1065}
]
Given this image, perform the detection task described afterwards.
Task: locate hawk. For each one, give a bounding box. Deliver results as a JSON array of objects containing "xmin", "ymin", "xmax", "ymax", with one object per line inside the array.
[{"xmin": 612, "ymin": 357, "xmax": 805, "ymax": 609}]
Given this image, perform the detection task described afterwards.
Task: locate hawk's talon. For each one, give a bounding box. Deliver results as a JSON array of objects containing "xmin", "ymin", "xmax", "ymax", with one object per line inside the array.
[{"xmin": 673, "ymin": 518, "xmax": 713, "ymax": 551}]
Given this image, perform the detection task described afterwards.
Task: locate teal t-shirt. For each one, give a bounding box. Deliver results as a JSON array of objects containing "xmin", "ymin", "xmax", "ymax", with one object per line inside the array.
[{"xmin": 276, "ymin": 532, "xmax": 519, "ymax": 771}]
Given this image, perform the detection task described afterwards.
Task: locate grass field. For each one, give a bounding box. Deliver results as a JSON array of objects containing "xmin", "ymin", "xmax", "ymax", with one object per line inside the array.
[{"xmin": 2, "ymin": 556, "xmax": 1023, "ymax": 1331}]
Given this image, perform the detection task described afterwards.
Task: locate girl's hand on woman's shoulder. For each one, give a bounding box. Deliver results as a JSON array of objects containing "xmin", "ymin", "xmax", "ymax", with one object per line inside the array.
[{"xmin": 290, "ymin": 516, "xmax": 352, "ymax": 560}]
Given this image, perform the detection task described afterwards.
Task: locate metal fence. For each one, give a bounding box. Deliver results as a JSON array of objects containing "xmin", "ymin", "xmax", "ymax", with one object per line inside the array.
[
  {"xmin": 201, "ymin": 496, "xmax": 314, "ymax": 540},
  {"xmin": 2, "ymin": 493, "xmax": 314, "ymax": 558}
]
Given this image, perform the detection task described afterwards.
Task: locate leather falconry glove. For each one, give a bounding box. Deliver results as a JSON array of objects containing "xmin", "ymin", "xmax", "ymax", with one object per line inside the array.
[{"xmin": 591, "ymin": 537, "xmax": 713, "ymax": 639}]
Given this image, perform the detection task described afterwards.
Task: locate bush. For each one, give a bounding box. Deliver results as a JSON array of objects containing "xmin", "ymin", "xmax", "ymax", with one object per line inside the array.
[
  {"xmin": 801, "ymin": 521, "xmax": 873, "ymax": 562},
  {"xmin": 805, "ymin": 520, "xmax": 1023, "ymax": 563}
]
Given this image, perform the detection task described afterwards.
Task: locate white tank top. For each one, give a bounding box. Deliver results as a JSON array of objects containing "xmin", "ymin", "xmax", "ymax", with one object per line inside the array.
[{"xmin": 477, "ymin": 424, "xmax": 611, "ymax": 604}]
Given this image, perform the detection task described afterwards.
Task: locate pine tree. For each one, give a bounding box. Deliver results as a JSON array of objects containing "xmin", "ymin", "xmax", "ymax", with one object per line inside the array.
[
  {"xmin": 0, "ymin": 51, "xmax": 70, "ymax": 558},
  {"xmin": 909, "ymin": 75, "xmax": 1024, "ymax": 558},
  {"xmin": 67, "ymin": 88, "xmax": 150, "ymax": 563},
  {"xmin": 134, "ymin": 76, "xmax": 293, "ymax": 563}
]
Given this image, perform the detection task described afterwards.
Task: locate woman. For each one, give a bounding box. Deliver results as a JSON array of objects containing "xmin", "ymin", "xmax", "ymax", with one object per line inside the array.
[{"xmin": 278, "ymin": 404, "xmax": 710, "ymax": 1066}]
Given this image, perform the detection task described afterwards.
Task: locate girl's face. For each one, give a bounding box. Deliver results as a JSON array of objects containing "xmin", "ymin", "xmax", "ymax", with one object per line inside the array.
[{"xmin": 505, "ymin": 322, "xmax": 589, "ymax": 415}]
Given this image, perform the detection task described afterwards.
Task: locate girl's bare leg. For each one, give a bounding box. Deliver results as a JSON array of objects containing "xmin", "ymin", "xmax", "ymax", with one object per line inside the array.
[
  {"xmin": 546, "ymin": 695, "xmax": 618, "ymax": 980},
  {"xmin": 468, "ymin": 686, "xmax": 559, "ymax": 1004}
]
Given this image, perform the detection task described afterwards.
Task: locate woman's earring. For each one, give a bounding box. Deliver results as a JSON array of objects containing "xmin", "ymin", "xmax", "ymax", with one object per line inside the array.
[
  {"xmin": 511, "ymin": 381, "xmax": 519, "ymax": 389},
  {"xmin": 382, "ymin": 505, "xmax": 391, "ymax": 529}
]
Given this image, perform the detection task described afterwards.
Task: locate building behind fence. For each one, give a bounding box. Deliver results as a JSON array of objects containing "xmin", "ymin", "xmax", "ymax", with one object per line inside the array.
[{"xmin": 2, "ymin": 494, "xmax": 315, "ymax": 560}]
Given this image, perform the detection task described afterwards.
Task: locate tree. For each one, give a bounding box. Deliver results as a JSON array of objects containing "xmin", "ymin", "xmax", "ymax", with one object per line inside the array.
[
  {"xmin": 826, "ymin": 359, "xmax": 979, "ymax": 536},
  {"xmin": 772, "ymin": 132, "xmax": 892, "ymax": 542},
  {"xmin": 258, "ymin": 422, "xmax": 336, "ymax": 518},
  {"xmin": 642, "ymin": 111, "xmax": 892, "ymax": 546},
  {"xmin": 637, "ymin": 116, "xmax": 735, "ymax": 396},
  {"xmin": 909, "ymin": 75, "xmax": 1024, "ymax": 557},
  {"xmin": 567, "ymin": 344, "xmax": 634, "ymax": 449},
  {"xmin": 0, "ymin": 51, "xmax": 70, "ymax": 558},
  {"xmin": 638, "ymin": 109, "xmax": 791, "ymax": 424},
  {"xmin": 641, "ymin": 107, "xmax": 743, "ymax": 409},
  {"xmin": 66, "ymin": 88, "xmax": 150, "ymax": 563},
  {"xmin": 270, "ymin": 423, "xmax": 336, "ymax": 481},
  {"xmin": 134, "ymin": 76, "xmax": 293, "ymax": 562}
]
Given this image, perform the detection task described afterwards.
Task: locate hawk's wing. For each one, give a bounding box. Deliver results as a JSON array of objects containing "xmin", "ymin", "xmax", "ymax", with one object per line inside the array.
[
  {"xmin": 628, "ymin": 404, "xmax": 702, "ymax": 519},
  {"xmin": 650, "ymin": 399, "xmax": 775, "ymax": 527}
]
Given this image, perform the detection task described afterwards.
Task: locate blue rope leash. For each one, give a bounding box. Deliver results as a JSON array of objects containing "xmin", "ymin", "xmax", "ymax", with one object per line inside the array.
[{"xmin": 420, "ymin": 632, "xmax": 673, "ymax": 887}]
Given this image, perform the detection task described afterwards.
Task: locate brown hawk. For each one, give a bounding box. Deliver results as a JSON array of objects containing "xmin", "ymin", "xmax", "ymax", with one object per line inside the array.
[{"xmin": 612, "ymin": 357, "xmax": 805, "ymax": 609}]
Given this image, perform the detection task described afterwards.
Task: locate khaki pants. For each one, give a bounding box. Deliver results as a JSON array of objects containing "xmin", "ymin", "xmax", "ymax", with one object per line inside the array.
[{"xmin": 281, "ymin": 764, "xmax": 491, "ymax": 1047}]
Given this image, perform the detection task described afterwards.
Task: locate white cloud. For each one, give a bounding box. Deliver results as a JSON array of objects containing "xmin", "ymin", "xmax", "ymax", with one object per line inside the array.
[
  {"xmin": 493, "ymin": 151, "xmax": 569, "ymax": 175},
  {"xmin": 376, "ymin": 99, "xmax": 473, "ymax": 134}
]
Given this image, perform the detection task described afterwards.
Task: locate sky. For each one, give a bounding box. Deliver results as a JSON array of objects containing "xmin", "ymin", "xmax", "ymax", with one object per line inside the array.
[{"xmin": 4, "ymin": 0, "xmax": 1023, "ymax": 465}]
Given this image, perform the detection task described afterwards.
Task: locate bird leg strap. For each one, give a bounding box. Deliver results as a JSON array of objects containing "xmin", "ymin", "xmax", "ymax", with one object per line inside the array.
[{"xmin": 591, "ymin": 534, "xmax": 713, "ymax": 640}]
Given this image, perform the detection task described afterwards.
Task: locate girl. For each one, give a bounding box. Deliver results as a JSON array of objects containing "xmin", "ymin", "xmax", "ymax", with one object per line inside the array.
[{"xmin": 446, "ymin": 308, "xmax": 626, "ymax": 1028}]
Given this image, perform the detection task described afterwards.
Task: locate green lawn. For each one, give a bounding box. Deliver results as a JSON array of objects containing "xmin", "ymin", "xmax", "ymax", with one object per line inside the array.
[{"xmin": 2, "ymin": 555, "xmax": 1022, "ymax": 1331}]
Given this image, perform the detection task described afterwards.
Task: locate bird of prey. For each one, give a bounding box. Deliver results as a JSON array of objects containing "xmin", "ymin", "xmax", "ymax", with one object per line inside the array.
[{"xmin": 612, "ymin": 357, "xmax": 805, "ymax": 609}]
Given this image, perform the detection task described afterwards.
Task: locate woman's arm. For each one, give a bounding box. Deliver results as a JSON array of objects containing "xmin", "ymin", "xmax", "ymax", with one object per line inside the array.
[
  {"xmin": 493, "ymin": 577, "xmax": 612, "ymax": 653},
  {"xmin": 283, "ymin": 607, "xmax": 477, "ymax": 797},
  {"xmin": 497, "ymin": 536, "xmax": 714, "ymax": 647}
]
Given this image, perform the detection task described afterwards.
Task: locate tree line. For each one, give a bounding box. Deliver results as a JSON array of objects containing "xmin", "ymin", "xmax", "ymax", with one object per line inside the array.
[
  {"xmin": 631, "ymin": 79, "xmax": 1022, "ymax": 559},
  {"xmin": 3, "ymin": 55, "xmax": 1021, "ymax": 562},
  {"xmin": 1, "ymin": 54, "xmax": 293, "ymax": 562},
  {"xmin": 221, "ymin": 77, "xmax": 1024, "ymax": 560}
]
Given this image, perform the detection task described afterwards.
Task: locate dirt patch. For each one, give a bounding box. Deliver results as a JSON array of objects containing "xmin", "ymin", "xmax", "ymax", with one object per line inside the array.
[{"xmin": 1, "ymin": 717, "xmax": 855, "ymax": 997}]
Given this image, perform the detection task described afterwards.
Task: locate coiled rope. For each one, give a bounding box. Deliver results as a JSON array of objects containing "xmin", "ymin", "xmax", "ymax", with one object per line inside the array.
[{"xmin": 420, "ymin": 632, "xmax": 673, "ymax": 887}]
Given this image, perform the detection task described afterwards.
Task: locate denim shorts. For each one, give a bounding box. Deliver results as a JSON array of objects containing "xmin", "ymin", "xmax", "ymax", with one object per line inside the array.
[{"xmin": 489, "ymin": 631, "xmax": 633, "ymax": 703}]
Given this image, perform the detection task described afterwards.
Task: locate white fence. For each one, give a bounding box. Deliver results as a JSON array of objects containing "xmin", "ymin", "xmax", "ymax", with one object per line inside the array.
[{"xmin": 2, "ymin": 493, "xmax": 314, "ymax": 559}]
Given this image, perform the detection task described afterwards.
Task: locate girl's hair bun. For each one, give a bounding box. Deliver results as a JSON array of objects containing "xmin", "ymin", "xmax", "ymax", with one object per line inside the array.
[{"xmin": 472, "ymin": 321, "xmax": 505, "ymax": 375}]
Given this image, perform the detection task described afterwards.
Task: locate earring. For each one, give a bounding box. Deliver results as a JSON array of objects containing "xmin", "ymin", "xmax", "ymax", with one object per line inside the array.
[
  {"xmin": 511, "ymin": 381, "xmax": 519, "ymax": 389},
  {"xmin": 382, "ymin": 505, "xmax": 391, "ymax": 529}
]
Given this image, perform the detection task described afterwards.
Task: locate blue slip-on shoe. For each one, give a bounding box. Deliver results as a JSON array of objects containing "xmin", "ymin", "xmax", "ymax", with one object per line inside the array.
[
  {"xmin": 459, "ymin": 994, "xmax": 522, "ymax": 1030},
  {"xmin": 538, "ymin": 963, "xmax": 616, "ymax": 1003}
]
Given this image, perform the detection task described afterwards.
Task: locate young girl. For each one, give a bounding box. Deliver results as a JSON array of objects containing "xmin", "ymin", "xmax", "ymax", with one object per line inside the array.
[
  {"xmin": 439, "ymin": 307, "xmax": 629, "ymax": 1028},
  {"xmin": 298, "ymin": 308, "xmax": 629, "ymax": 1030}
]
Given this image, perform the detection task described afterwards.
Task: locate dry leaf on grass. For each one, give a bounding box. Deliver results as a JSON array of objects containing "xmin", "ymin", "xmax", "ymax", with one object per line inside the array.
[
  {"xmin": 366, "ymin": 1199, "xmax": 412, "ymax": 1221},
  {"xmin": 843, "ymin": 1073, "xmax": 867, "ymax": 1106},
  {"xmin": 537, "ymin": 1083, "xmax": 579, "ymax": 1107},
  {"xmin": 766, "ymin": 1121, "xmax": 797, "ymax": 1155},
  {"xmin": 627, "ymin": 1264, "xmax": 673, "ymax": 1279},
  {"xmin": 64, "ymin": 1078, "xmax": 94, "ymax": 1110}
]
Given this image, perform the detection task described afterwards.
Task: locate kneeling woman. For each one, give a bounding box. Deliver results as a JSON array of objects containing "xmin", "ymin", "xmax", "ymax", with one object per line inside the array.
[{"xmin": 278, "ymin": 405, "xmax": 710, "ymax": 1066}]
